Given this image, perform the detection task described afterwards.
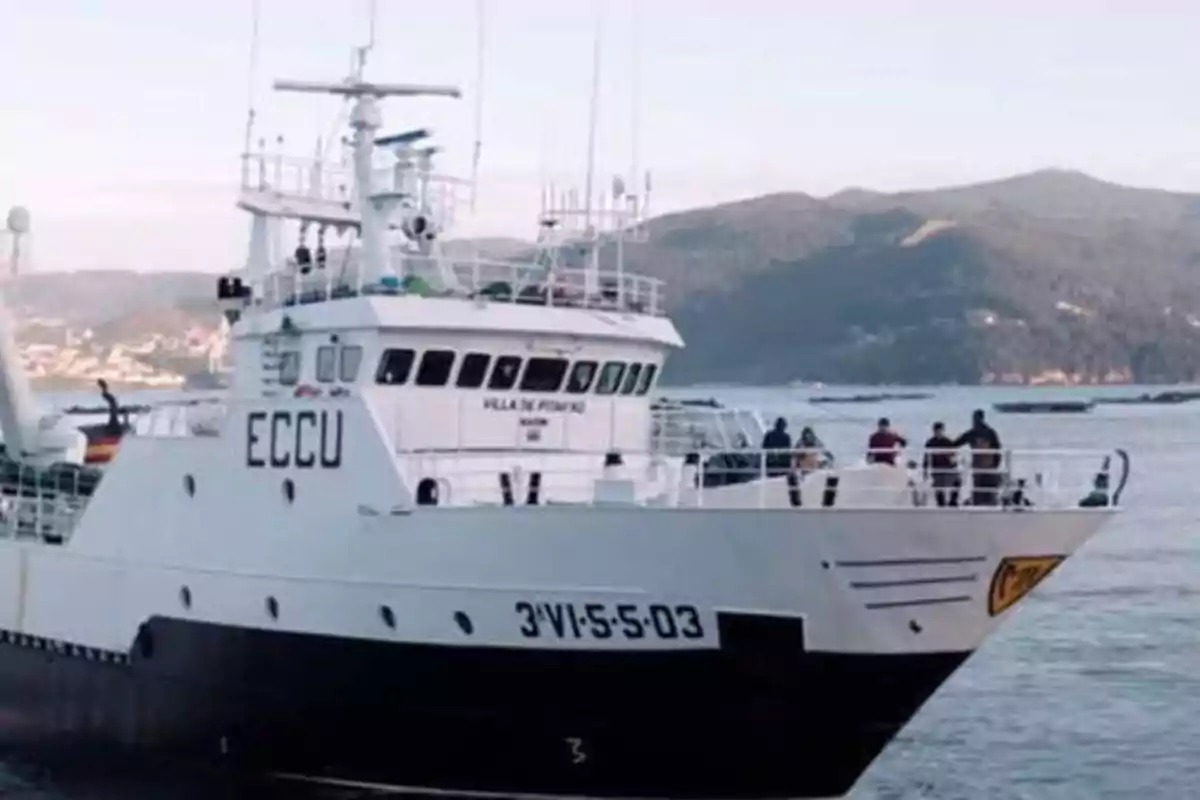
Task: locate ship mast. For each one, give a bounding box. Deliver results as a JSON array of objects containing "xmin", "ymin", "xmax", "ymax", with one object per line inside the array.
[
  {"xmin": 272, "ymin": 79, "xmax": 461, "ymax": 284},
  {"xmin": 582, "ymin": 2, "xmax": 603, "ymax": 294}
]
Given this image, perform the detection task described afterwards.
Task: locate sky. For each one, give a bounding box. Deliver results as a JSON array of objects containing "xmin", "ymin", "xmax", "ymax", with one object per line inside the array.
[{"xmin": 2, "ymin": 0, "xmax": 1200, "ymax": 273}]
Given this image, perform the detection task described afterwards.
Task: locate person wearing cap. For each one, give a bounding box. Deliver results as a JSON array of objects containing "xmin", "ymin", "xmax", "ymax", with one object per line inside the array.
[{"xmin": 866, "ymin": 417, "xmax": 907, "ymax": 465}]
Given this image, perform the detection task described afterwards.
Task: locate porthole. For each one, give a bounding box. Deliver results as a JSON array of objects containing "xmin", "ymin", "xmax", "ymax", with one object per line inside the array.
[
  {"xmin": 180, "ymin": 586, "xmax": 192, "ymax": 610},
  {"xmin": 266, "ymin": 596, "xmax": 279, "ymax": 620},
  {"xmin": 380, "ymin": 605, "xmax": 396, "ymax": 629},
  {"xmin": 454, "ymin": 611, "xmax": 474, "ymax": 636},
  {"xmin": 183, "ymin": 474, "xmax": 195, "ymax": 497},
  {"xmin": 282, "ymin": 479, "xmax": 295, "ymax": 504}
]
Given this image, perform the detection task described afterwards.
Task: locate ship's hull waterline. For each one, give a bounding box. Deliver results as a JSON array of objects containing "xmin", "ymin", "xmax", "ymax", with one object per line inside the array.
[{"xmin": 0, "ymin": 614, "xmax": 963, "ymax": 799}]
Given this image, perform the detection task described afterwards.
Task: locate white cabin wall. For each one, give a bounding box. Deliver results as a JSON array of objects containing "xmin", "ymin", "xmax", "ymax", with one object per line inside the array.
[
  {"xmin": 226, "ymin": 295, "xmax": 683, "ymax": 399},
  {"xmin": 360, "ymin": 331, "xmax": 667, "ymax": 454}
]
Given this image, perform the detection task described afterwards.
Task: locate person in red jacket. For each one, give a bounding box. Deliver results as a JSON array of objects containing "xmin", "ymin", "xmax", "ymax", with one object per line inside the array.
[{"xmin": 866, "ymin": 417, "xmax": 907, "ymax": 465}]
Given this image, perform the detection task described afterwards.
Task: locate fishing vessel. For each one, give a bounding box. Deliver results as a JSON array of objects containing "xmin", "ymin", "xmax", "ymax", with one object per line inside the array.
[{"xmin": 0, "ymin": 25, "xmax": 1130, "ymax": 800}]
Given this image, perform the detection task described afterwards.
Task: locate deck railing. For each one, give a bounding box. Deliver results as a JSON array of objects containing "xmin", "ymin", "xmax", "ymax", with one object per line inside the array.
[
  {"xmin": 133, "ymin": 398, "xmax": 228, "ymax": 438},
  {"xmin": 0, "ymin": 462, "xmax": 98, "ymax": 544},
  {"xmin": 239, "ymin": 153, "xmax": 465, "ymax": 217},
  {"xmin": 249, "ymin": 253, "xmax": 665, "ymax": 318},
  {"xmin": 398, "ymin": 447, "xmax": 1129, "ymax": 511}
]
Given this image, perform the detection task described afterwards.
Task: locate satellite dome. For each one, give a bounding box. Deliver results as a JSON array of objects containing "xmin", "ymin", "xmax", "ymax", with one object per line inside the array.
[{"xmin": 5, "ymin": 206, "xmax": 30, "ymax": 235}]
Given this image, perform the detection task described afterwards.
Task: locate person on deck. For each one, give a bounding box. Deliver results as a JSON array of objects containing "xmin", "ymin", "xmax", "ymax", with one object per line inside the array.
[
  {"xmin": 922, "ymin": 421, "xmax": 959, "ymax": 507},
  {"xmin": 953, "ymin": 409, "xmax": 1003, "ymax": 506},
  {"xmin": 866, "ymin": 417, "xmax": 907, "ymax": 465},
  {"xmin": 761, "ymin": 417, "xmax": 793, "ymax": 477},
  {"xmin": 793, "ymin": 426, "xmax": 833, "ymax": 474},
  {"xmin": 97, "ymin": 379, "xmax": 122, "ymax": 436}
]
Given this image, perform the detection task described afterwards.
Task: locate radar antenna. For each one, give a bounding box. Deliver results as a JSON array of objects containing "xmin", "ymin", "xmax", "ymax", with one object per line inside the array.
[
  {"xmin": 271, "ymin": 79, "xmax": 461, "ymax": 285},
  {"xmin": 4, "ymin": 207, "xmax": 29, "ymax": 279}
]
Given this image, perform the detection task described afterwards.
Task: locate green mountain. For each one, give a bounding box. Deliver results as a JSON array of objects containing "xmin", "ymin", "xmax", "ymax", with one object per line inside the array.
[
  {"xmin": 612, "ymin": 170, "xmax": 1200, "ymax": 385},
  {"xmin": 14, "ymin": 171, "xmax": 1200, "ymax": 386}
]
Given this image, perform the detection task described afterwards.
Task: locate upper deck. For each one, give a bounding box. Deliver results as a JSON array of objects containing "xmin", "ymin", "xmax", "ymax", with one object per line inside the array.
[
  {"xmin": 236, "ymin": 150, "xmax": 665, "ymax": 319},
  {"xmin": 244, "ymin": 251, "xmax": 665, "ymax": 319}
]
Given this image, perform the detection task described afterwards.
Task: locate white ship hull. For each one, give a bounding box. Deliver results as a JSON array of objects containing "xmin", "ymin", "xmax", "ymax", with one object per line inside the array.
[{"xmin": 0, "ymin": 400, "xmax": 1114, "ymax": 798}]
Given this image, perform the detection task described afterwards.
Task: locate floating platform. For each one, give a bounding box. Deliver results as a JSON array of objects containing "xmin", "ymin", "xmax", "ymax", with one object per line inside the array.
[
  {"xmin": 809, "ymin": 392, "xmax": 934, "ymax": 405},
  {"xmin": 992, "ymin": 400, "xmax": 1094, "ymax": 414},
  {"xmin": 1093, "ymin": 390, "xmax": 1200, "ymax": 405}
]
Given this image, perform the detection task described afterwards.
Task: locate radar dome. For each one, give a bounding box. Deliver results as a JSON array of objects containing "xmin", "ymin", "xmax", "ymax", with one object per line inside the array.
[{"xmin": 5, "ymin": 206, "xmax": 30, "ymax": 235}]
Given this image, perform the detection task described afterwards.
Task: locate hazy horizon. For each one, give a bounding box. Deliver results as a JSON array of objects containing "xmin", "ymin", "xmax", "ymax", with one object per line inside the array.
[{"xmin": 4, "ymin": 0, "xmax": 1200, "ymax": 274}]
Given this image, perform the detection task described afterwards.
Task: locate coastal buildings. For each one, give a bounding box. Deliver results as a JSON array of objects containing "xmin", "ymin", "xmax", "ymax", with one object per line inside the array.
[{"xmin": 13, "ymin": 315, "xmax": 229, "ymax": 389}]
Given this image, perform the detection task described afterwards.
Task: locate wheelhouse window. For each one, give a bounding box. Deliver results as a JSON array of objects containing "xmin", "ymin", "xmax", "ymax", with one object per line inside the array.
[
  {"xmin": 376, "ymin": 348, "xmax": 416, "ymax": 385},
  {"xmin": 488, "ymin": 355, "xmax": 523, "ymax": 390},
  {"xmin": 456, "ymin": 352, "xmax": 492, "ymax": 388},
  {"xmin": 619, "ymin": 363, "xmax": 643, "ymax": 395},
  {"xmin": 279, "ymin": 351, "xmax": 302, "ymax": 386},
  {"xmin": 316, "ymin": 346, "xmax": 337, "ymax": 383},
  {"xmin": 595, "ymin": 361, "xmax": 626, "ymax": 395},
  {"xmin": 566, "ymin": 361, "xmax": 598, "ymax": 394},
  {"xmin": 519, "ymin": 357, "xmax": 568, "ymax": 392},
  {"xmin": 339, "ymin": 345, "xmax": 364, "ymax": 382},
  {"xmin": 635, "ymin": 363, "xmax": 658, "ymax": 395},
  {"xmin": 416, "ymin": 350, "xmax": 456, "ymax": 386}
]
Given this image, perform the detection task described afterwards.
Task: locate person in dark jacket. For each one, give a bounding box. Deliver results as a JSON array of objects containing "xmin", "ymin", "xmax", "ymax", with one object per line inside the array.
[
  {"xmin": 867, "ymin": 417, "xmax": 907, "ymax": 465},
  {"xmin": 761, "ymin": 417, "xmax": 793, "ymax": 476},
  {"xmin": 922, "ymin": 421, "xmax": 959, "ymax": 507},
  {"xmin": 953, "ymin": 409, "xmax": 1003, "ymax": 506}
]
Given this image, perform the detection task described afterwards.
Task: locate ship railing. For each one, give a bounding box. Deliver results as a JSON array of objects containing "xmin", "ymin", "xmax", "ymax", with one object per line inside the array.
[
  {"xmin": 0, "ymin": 462, "xmax": 98, "ymax": 545},
  {"xmin": 133, "ymin": 398, "xmax": 229, "ymax": 438},
  {"xmin": 253, "ymin": 253, "xmax": 666, "ymax": 317},
  {"xmin": 239, "ymin": 152, "xmax": 470, "ymax": 225},
  {"xmin": 239, "ymin": 153, "xmax": 358, "ymax": 208},
  {"xmin": 398, "ymin": 446, "xmax": 1130, "ymax": 511},
  {"xmin": 650, "ymin": 404, "xmax": 768, "ymax": 455}
]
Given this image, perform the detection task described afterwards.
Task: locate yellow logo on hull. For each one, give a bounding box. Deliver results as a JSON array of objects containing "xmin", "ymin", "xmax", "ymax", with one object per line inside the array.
[{"xmin": 987, "ymin": 555, "xmax": 1065, "ymax": 616}]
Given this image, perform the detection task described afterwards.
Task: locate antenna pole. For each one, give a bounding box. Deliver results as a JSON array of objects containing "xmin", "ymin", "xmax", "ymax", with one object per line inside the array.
[
  {"xmin": 629, "ymin": 0, "xmax": 639, "ymax": 218},
  {"xmin": 356, "ymin": 0, "xmax": 378, "ymax": 79},
  {"xmin": 470, "ymin": 0, "xmax": 485, "ymax": 212},
  {"xmin": 583, "ymin": 1, "xmax": 602, "ymax": 234},
  {"xmin": 241, "ymin": 0, "xmax": 262, "ymax": 186},
  {"xmin": 367, "ymin": 0, "xmax": 377, "ymax": 49}
]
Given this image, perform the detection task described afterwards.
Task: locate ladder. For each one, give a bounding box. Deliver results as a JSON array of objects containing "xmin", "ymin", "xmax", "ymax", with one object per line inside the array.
[{"xmin": 261, "ymin": 334, "xmax": 281, "ymax": 385}]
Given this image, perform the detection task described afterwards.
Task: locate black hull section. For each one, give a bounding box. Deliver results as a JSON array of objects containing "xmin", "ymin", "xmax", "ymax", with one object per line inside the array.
[{"xmin": 0, "ymin": 615, "xmax": 969, "ymax": 799}]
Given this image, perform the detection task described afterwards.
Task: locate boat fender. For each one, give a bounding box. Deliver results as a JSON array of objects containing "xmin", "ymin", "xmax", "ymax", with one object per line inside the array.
[
  {"xmin": 525, "ymin": 472, "xmax": 542, "ymax": 506},
  {"xmin": 498, "ymin": 472, "xmax": 514, "ymax": 506}
]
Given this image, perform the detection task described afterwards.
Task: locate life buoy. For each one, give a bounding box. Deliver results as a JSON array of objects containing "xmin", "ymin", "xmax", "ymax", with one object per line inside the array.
[{"xmin": 293, "ymin": 384, "xmax": 321, "ymax": 398}]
